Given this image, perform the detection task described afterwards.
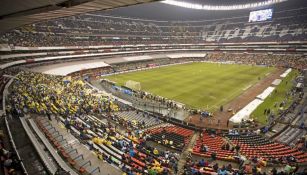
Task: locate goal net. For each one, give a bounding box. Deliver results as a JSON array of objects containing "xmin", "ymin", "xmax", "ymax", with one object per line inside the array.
[{"xmin": 125, "ymin": 80, "xmax": 141, "ymax": 91}]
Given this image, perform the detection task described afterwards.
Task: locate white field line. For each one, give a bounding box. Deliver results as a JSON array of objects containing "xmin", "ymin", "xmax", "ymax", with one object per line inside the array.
[
  {"xmin": 243, "ymin": 84, "xmax": 252, "ymax": 91},
  {"xmin": 208, "ymin": 69, "xmax": 276, "ymax": 111},
  {"xmin": 207, "ymin": 83, "xmax": 254, "ymax": 111}
]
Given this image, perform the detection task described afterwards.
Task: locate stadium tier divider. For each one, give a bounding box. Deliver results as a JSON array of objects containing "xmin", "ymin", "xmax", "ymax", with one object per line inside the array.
[{"xmin": 148, "ymin": 110, "xmax": 203, "ymax": 131}]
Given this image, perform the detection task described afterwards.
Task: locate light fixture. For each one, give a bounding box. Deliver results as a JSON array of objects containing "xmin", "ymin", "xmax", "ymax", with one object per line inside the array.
[{"xmin": 161, "ymin": 0, "xmax": 287, "ymax": 10}]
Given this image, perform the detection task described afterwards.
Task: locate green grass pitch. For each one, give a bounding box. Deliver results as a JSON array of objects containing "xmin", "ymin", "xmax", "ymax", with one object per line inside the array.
[
  {"xmin": 251, "ymin": 70, "xmax": 298, "ymax": 124},
  {"xmin": 106, "ymin": 62, "xmax": 275, "ymax": 111}
]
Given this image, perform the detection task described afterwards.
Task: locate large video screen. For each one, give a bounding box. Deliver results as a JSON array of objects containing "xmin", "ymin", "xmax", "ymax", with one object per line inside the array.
[{"xmin": 249, "ymin": 9, "xmax": 273, "ymax": 22}]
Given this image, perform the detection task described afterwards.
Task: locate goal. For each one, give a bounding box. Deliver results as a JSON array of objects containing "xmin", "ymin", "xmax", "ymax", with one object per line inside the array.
[{"xmin": 125, "ymin": 80, "xmax": 141, "ymax": 91}]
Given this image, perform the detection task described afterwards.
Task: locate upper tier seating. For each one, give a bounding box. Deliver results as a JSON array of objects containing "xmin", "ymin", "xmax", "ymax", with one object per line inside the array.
[{"xmin": 1, "ymin": 8, "xmax": 307, "ymax": 47}]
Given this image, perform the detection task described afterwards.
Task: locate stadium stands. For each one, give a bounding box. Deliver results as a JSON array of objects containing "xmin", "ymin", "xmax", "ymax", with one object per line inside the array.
[
  {"xmin": 34, "ymin": 117, "xmax": 102, "ymax": 174},
  {"xmin": 0, "ymin": 1, "xmax": 307, "ymax": 174},
  {"xmin": 271, "ymin": 94, "xmax": 307, "ymax": 147},
  {"xmin": 2, "ymin": 66, "xmax": 306, "ymax": 174},
  {"xmin": 145, "ymin": 125, "xmax": 194, "ymax": 151},
  {"xmin": 1, "ymin": 7, "xmax": 307, "ymax": 47},
  {"xmin": 110, "ymin": 110, "xmax": 163, "ymax": 129},
  {"xmin": 193, "ymin": 131, "xmax": 236, "ymax": 161},
  {"xmin": 0, "ymin": 50, "xmax": 305, "ymax": 174},
  {"xmin": 37, "ymin": 113, "xmax": 179, "ymax": 174},
  {"xmin": 226, "ymin": 134, "xmax": 307, "ymax": 163}
]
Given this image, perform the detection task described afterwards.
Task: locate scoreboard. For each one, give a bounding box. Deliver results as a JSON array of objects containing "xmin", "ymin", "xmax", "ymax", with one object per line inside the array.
[{"xmin": 249, "ymin": 9, "xmax": 273, "ymax": 22}]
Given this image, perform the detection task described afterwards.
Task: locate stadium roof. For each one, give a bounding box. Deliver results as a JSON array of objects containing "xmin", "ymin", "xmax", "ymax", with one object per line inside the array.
[
  {"xmin": 1, "ymin": 0, "xmax": 306, "ymax": 32},
  {"xmin": 104, "ymin": 0, "xmax": 306, "ymax": 21},
  {"xmin": 0, "ymin": 0, "xmax": 157, "ymax": 33},
  {"xmin": 164, "ymin": 0, "xmax": 287, "ymax": 6}
]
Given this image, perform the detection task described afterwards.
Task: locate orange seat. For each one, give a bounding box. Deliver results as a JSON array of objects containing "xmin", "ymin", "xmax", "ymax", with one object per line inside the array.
[
  {"xmin": 79, "ymin": 167, "xmax": 86, "ymax": 174},
  {"xmin": 69, "ymin": 159, "xmax": 76, "ymax": 166}
]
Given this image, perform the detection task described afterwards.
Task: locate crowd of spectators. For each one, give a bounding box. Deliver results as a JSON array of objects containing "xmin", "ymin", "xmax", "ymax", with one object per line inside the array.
[
  {"xmin": 6, "ymin": 71, "xmax": 119, "ymax": 118},
  {"xmin": 205, "ymin": 53, "xmax": 307, "ymax": 70},
  {"xmin": 0, "ymin": 132, "xmax": 21, "ymax": 175},
  {"xmin": 26, "ymin": 96, "xmax": 181, "ymax": 175},
  {"xmin": 0, "ymin": 8, "xmax": 306, "ymax": 47},
  {"xmin": 2, "ymin": 71, "xmax": 182, "ymax": 174},
  {"xmin": 133, "ymin": 91, "xmax": 179, "ymax": 109},
  {"xmin": 0, "ymin": 3, "xmax": 305, "ymax": 174},
  {"xmin": 1, "ymin": 65, "xmax": 306, "ymax": 174}
]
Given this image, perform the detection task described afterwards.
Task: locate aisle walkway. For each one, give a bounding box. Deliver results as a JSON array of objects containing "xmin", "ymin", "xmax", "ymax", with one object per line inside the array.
[
  {"xmin": 177, "ymin": 131, "xmax": 200, "ymax": 174},
  {"xmin": 47, "ymin": 117, "xmax": 122, "ymax": 175}
]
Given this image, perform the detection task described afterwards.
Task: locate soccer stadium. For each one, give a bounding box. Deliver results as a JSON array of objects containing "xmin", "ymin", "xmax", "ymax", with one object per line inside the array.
[{"xmin": 0, "ymin": 0, "xmax": 307, "ymax": 174}]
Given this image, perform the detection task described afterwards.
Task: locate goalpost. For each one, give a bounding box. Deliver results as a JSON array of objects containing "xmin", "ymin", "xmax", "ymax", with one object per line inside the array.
[{"xmin": 125, "ymin": 80, "xmax": 141, "ymax": 91}]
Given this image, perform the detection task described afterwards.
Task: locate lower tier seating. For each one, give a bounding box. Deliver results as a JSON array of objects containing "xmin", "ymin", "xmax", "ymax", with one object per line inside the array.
[
  {"xmin": 48, "ymin": 114, "xmax": 178, "ymax": 174},
  {"xmin": 193, "ymin": 131, "xmax": 236, "ymax": 161},
  {"xmin": 227, "ymin": 134, "xmax": 307, "ymax": 163},
  {"xmin": 146, "ymin": 125, "xmax": 194, "ymax": 151},
  {"xmin": 112, "ymin": 110, "xmax": 163, "ymax": 129}
]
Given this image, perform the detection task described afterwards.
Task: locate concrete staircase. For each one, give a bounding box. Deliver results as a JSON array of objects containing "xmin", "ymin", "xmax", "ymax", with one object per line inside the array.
[{"xmin": 177, "ymin": 131, "xmax": 200, "ymax": 174}]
